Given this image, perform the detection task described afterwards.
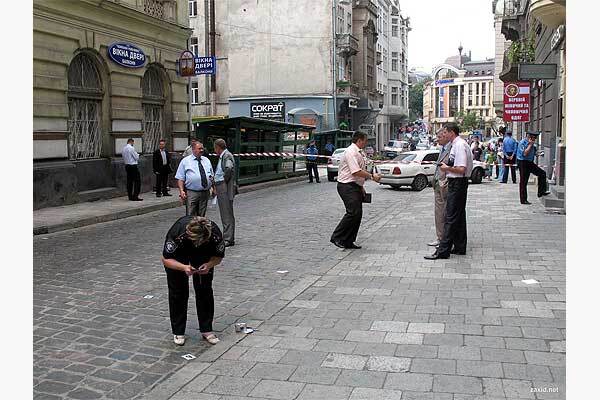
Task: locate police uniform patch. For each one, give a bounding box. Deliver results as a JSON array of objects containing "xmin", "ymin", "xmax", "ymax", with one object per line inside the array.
[
  {"xmin": 217, "ymin": 242, "xmax": 225, "ymax": 253},
  {"xmin": 165, "ymin": 240, "xmax": 177, "ymax": 253}
]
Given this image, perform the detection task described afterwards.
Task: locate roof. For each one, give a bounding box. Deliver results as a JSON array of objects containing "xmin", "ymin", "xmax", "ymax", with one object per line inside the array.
[
  {"xmin": 314, "ymin": 129, "xmax": 355, "ymax": 135},
  {"xmin": 463, "ymin": 60, "xmax": 495, "ymax": 77},
  {"xmin": 195, "ymin": 116, "xmax": 317, "ymax": 131}
]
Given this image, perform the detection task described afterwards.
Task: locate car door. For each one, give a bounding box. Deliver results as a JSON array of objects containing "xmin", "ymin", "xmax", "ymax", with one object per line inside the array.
[{"xmin": 421, "ymin": 152, "xmax": 439, "ymax": 177}]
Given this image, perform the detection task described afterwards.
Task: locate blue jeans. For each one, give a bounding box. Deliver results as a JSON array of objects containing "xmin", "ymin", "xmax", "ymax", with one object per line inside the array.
[{"xmin": 497, "ymin": 160, "xmax": 504, "ymax": 180}]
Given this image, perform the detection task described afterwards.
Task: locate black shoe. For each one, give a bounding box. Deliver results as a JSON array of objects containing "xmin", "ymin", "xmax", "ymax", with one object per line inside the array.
[
  {"xmin": 521, "ymin": 201, "xmax": 532, "ymax": 205},
  {"xmin": 316, "ymin": 180, "xmax": 321, "ymax": 183},
  {"xmin": 424, "ymin": 252, "xmax": 449, "ymax": 260},
  {"xmin": 132, "ymin": 197, "xmax": 143, "ymax": 201},
  {"xmin": 538, "ymin": 191, "xmax": 551, "ymax": 198},
  {"xmin": 330, "ymin": 239, "xmax": 345, "ymax": 249},
  {"xmin": 345, "ymin": 243, "xmax": 362, "ymax": 249},
  {"xmin": 156, "ymin": 193, "xmax": 162, "ymax": 197},
  {"xmin": 450, "ymin": 248, "xmax": 466, "ymax": 255},
  {"xmin": 224, "ymin": 241, "xmax": 234, "ymax": 247},
  {"xmin": 163, "ymin": 193, "xmax": 172, "ymax": 197}
]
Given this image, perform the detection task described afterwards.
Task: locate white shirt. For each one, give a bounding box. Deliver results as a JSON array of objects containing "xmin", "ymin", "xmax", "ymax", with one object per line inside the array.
[
  {"xmin": 160, "ymin": 149, "xmax": 167, "ymax": 165},
  {"xmin": 175, "ymin": 154, "xmax": 214, "ymax": 191},
  {"xmin": 337, "ymin": 143, "xmax": 367, "ymax": 186},
  {"xmin": 122, "ymin": 144, "xmax": 139, "ymax": 165},
  {"xmin": 447, "ymin": 136, "xmax": 473, "ymax": 178}
]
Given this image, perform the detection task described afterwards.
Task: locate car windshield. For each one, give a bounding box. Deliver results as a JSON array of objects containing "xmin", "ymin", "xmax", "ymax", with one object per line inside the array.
[
  {"xmin": 393, "ymin": 153, "xmax": 417, "ymax": 163},
  {"xmin": 387, "ymin": 141, "xmax": 399, "ymax": 147},
  {"xmin": 333, "ymin": 149, "xmax": 346, "ymax": 155}
]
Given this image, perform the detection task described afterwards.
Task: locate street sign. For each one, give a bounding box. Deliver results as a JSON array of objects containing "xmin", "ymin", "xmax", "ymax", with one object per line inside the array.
[
  {"xmin": 503, "ymin": 82, "xmax": 530, "ymax": 123},
  {"xmin": 107, "ymin": 42, "xmax": 146, "ymax": 68},
  {"xmin": 194, "ymin": 56, "xmax": 216, "ymax": 75},
  {"xmin": 518, "ymin": 63, "xmax": 557, "ymax": 80}
]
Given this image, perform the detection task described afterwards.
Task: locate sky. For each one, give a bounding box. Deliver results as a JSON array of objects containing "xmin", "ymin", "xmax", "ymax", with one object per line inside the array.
[{"xmin": 400, "ymin": 0, "xmax": 496, "ymax": 73}]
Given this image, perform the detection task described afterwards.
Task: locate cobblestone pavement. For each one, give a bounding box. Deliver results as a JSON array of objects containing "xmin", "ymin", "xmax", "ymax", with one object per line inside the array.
[{"xmin": 34, "ymin": 179, "xmax": 565, "ymax": 400}]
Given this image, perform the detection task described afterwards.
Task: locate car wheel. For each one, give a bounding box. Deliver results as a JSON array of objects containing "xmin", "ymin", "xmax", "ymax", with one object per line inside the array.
[
  {"xmin": 411, "ymin": 175, "xmax": 428, "ymax": 191},
  {"xmin": 471, "ymin": 168, "xmax": 484, "ymax": 184},
  {"xmin": 327, "ymin": 172, "xmax": 336, "ymax": 182}
]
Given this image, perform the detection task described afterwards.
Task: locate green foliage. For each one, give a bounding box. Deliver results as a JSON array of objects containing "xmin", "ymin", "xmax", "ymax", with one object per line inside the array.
[
  {"xmin": 454, "ymin": 110, "xmax": 483, "ymax": 132},
  {"xmin": 507, "ymin": 35, "xmax": 535, "ymax": 64},
  {"xmin": 409, "ymin": 82, "xmax": 424, "ymax": 121}
]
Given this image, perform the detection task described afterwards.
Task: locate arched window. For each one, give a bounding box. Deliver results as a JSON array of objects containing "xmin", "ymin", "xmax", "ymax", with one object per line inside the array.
[
  {"xmin": 142, "ymin": 65, "xmax": 165, "ymax": 153},
  {"xmin": 435, "ymin": 68, "xmax": 458, "ymax": 80},
  {"xmin": 67, "ymin": 53, "xmax": 103, "ymax": 159}
]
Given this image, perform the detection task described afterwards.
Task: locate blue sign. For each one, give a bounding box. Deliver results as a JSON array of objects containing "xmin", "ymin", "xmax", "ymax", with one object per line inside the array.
[
  {"xmin": 194, "ymin": 56, "xmax": 216, "ymax": 75},
  {"xmin": 107, "ymin": 42, "xmax": 146, "ymax": 68},
  {"xmin": 435, "ymin": 78, "xmax": 454, "ymax": 86}
]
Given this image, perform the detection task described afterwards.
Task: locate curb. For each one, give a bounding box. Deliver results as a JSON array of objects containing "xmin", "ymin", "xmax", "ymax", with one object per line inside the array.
[{"xmin": 34, "ymin": 174, "xmax": 310, "ymax": 235}]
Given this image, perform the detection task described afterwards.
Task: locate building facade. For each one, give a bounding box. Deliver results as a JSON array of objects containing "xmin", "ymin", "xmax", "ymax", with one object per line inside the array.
[
  {"xmin": 423, "ymin": 58, "xmax": 497, "ymax": 135},
  {"xmin": 33, "ymin": 0, "xmax": 191, "ymax": 209},
  {"xmin": 494, "ymin": 0, "xmax": 566, "ymax": 209}
]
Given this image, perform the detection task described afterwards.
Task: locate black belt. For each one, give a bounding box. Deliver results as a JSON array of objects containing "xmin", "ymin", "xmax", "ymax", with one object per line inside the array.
[{"xmin": 447, "ymin": 177, "xmax": 468, "ymax": 180}]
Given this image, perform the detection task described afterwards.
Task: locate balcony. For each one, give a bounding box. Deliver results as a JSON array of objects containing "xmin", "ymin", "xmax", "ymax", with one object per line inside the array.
[
  {"xmin": 530, "ymin": 0, "xmax": 566, "ymax": 29},
  {"xmin": 499, "ymin": 39, "xmax": 534, "ymax": 82},
  {"xmin": 499, "ymin": 0, "xmax": 526, "ymax": 41},
  {"xmin": 336, "ymin": 33, "xmax": 359, "ymax": 57},
  {"xmin": 336, "ymin": 81, "xmax": 360, "ymax": 98},
  {"xmin": 142, "ymin": 0, "xmax": 176, "ymax": 22},
  {"xmin": 376, "ymin": 51, "xmax": 382, "ymax": 65}
]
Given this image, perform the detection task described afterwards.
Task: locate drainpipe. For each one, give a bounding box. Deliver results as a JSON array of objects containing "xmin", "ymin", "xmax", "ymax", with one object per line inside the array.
[
  {"xmin": 204, "ymin": 0, "xmax": 210, "ymax": 117},
  {"xmin": 209, "ymin": 0, "xmax": 217, "ymax": 116},
  {"xmin": 332, "ymin": 0, "xmax": 338, "ymax": 130}
]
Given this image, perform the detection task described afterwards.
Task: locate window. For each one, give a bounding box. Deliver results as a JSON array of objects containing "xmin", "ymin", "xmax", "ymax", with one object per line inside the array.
[
  {"xmin": 337, "ymin": 6, "xmax": 344, "ymax": 34},
  {"xmin": 142, "ymin": 65, "xmax": 165, "ymax": 154},
  {"xmin": 391, "ymin": 86, "xmax": 398, "ymax": 105},
  {"xmin": 392, "ymin": 25, "xmax": 398, "ymax": 37},
  {"xmin": 391, "ymin": 51, "xmax": 398, "ymax": 72},
  {"xmin": 190, "ymin": 37, "xmax": 199, "ymax": 56},
  {"xmin": 67, "ymin": 53, "xmax": 103, "ymax": 160},
  {"xmin": 188, "ymin": 0, "xmax": 197, "ymax": 17},
  {"xmin": 481, "ymin": 82, "xmax": 487, "ymax": 105},
  {"xmin": 423, "ymin": 153, "xmax": 439, "ymax": 162},
  {"xmin": 475, "ymin": 83, "xmax": 479, "ymax": 106},
  {"xmin": 191, "ymin": 80, "xmax": 199, "ymax": 104},
  {"xmin": 468, "ymin": 83, "xmax": 473, "ymax": 106}
]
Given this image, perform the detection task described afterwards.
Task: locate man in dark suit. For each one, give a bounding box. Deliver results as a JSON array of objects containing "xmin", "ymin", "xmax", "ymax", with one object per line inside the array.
[{"xmin": 153, "ymin": 139, "xmax": 173, "ymax": 197}]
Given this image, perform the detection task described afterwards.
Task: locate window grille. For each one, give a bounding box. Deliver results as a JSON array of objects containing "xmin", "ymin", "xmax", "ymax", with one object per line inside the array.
[
  {"xmin": 144, "ymin": 0, "xmax": 164, "ymax": 19},
  {"xmin": 67, "ymin": 53, "xmax": 103, "ymax": 160},
  {"xmin": 142, "ymin": 66, "xmax": 166, "ymax": 153}
]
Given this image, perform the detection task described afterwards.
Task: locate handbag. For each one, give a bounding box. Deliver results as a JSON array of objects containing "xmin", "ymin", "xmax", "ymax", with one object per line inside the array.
[{"xmin": 362, "ymin": 193, "xmax": 372, "ymax": 203}]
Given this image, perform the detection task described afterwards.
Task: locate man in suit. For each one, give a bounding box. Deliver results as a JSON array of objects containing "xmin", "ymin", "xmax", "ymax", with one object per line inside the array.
[
  {"xmin": 213, "ymin": 139, "xmax": 238, "ymax": 247},
  {"xmin": 428, "ymin": 129, "xmax": 452, "ymax": 248},
  {"xmin": 153, "ymin": 139, "xmax": 173, "ymax": 197}
]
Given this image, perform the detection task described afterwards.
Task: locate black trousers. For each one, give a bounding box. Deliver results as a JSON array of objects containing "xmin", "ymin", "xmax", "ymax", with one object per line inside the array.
[
  {"xmin": 155, "ymin": 168, "xmax": 170, "ymax": 195},
  {"xmin": 165, "ymin": 267, "xmax": 214, "ymax": 335},
  {"xmin": 437, "ymin": 177, "xmax": 468, "ymax": 256},
  {"xmin": 330, "ymin": 182, "xmax": 363, "ymax": 245},
  {"xmin": 307, "ymin": 161, "xmax": 320, "ymax": 182},
  {"xmin": 501, "ymin": 153, "xmax": 517, "ymax": 183},
  {"xmin": 518, "ymin": 160, "xmax": 548, "ymax": 203},
  {"xmin": 125, "ymin": 164, "xmax": 141, "ymax": 200}
]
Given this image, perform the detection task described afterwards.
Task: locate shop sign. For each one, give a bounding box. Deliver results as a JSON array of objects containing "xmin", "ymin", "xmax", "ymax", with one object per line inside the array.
[
  {"xmin": 435, "ymin": 78, "xmax": 454, "ymax": 86},
  {"xmin": 107, "ymin": 42, "xmax": 146, "ymax": 68},
  {"xmin": 518, "ymin": 63, "xmax": 557, "ymax": 80},
  {"xmin": 194, "ymin": 56, "xmax": 216, "ymax": 75},
  {"xmin": 503, "ymin": 82, "xmax": 530, "ymax": 122},
  {"xmin": 250, "ymin": 102, "xmax": 285, "ymax": 120}
]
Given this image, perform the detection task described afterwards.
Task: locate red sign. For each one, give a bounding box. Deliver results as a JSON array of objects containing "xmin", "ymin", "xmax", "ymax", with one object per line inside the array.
[{"xmin": 503, "ymin": 81, "xmax": 530, "ymax": 122}]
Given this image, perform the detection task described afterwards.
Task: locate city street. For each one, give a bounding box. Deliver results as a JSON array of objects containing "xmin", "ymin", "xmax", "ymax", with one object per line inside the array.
[{"xmin": 34, "ymin": 179, "xmax": 565, "ymax": 400}]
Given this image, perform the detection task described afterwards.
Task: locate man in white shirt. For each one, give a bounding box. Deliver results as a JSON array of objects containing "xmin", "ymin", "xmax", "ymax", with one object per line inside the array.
[
  {"xmin": 330, "ymin": 131, "xmax": 381, "ymax": 249},
  {"xmin": 122, "ymin": 138, "xmax": 142, "ymax": 201},
  {"xmin": 176, "ymin": 141, "xmax": 214, "ymax": 217},
  {"xmin": 425, "ymin": 123, "xmax": 473, "ymax": 260}
]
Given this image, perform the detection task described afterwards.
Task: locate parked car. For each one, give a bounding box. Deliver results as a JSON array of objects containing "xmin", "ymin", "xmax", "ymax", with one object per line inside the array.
[
  {"xmin": 383, "ymin": 140, "xmax": 410, "ymax": 159},
  {"xmin": 327, "ymin": 148, "xmax": 375, "ymax": 182},
  {"xmin": 375, "ymin": 150, "xmax": 488, "ymax": 190},
  {"xmin": 364, "ymin": 146, "xmax": 375, "ymax": 157}
]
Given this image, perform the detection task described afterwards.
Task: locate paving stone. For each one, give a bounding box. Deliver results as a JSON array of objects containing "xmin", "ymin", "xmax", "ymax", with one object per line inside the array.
[
  {"xmin": 35, "ymin": 381, "xmax": 75, "ymax": 395},
  {"xmin": 410, "ymin": 358, "xmax": 455, "ymax": 374},
  {"xmin": 345, "ymin": 330, "xmax": 386, "ymax": 343},
  {"xmin": 456, "ymin": 360, "xmax": 504, "ymax": 378},
  {"xmin": 384, "ymin": 333, "xmax": 424, "ymax": 345},
  {"xmin": 322, "ymin": 353, "xmax": 367, "ymax": 370},
  {"xmin": 395, "ymin": 344, "xmax": 438, "ymax": 359},
  {"xmin": 366, "ymin": 356, "xmax": 411, "ymax": 373},
  {"xmin": 348, "ymin": 387, "xmax": 404, "ymax": 400},
  {"xmin": 239, "ymin": 334, "xmax": 282, "ymax": 348},
  {"xmin": 274, "ymin": 337, "xmax": 318, "ymax": 351},
  {"xmin": 248, "ymin": 379, "xmax": 305, "ymax": 400},
  {"xmin": 481, "ymin": 348, "xmax": 526, "ymax": 363},
  {"xmin": 296, "ymin": 383, "xmax": 353, "ymax": 400},
  {"xmin": 521, "ymin": 327, "xmax": 562, "ymax": 340},
  {"xmin": 437, "ymin": 346, "xmax": 481, "ymax": 361},
  {"xmin": 206, "ymin": 359, "xmax": 256, "ymax": 377},
  {"xmin": 289, "ymin": 365, "xmax": 341, "ymax": 385},
  {"xmin": 313, "ymin": 340, "xmax": 357, "ymax": 354},
  {"xmin": 502, "ymin": 363, "xmax": 553, "ymax": 381},
  {"xmin": 90, "ymin": 368, "xmax": 135, "ymax": 383},
  {"xmin": 65, "ymin": 387, "xmax": 103, "ymax": 399},
  {"xmin": 504, "ymin": 338, "xmax": 549, "ymax": 352},
  {"xmin": 422, "ymin": 333, "xmax": 463, "ymax": 346},
  {"xmin": 289, "ymin": 300, "xmax": 321, "ymax": 309},
  {"xmin": 203, "ymin": 376, "xmax": 260, "ymax": 397},
  {"xmin": 278, "ymin": 350, "xmax": 329, "ymax": 366},
  {"xmin": 501, "ymin": 379, "xmax": 535, "ymax": 399},
  {"xmin": 407, "ymin": 323, "xmax": 445, "ymax": 334},
  {"xmin": 353, "ymin": 343, "xmax": 398, "ymax": 357},
  {"xmin": 384, "ymin": 373, "xmax": 433, "ymax": 392},
  {"xmin": 336, "ymin": 369, "xmax": 387, "ymax": 388},
  {"xmin": 549, "ymin": 341, "xmax": 565, "ymax": 353},
  {"xmin": 244, "ymin": 362, "xmax": 297, "ymax": 380},
  {"xmin": 239, "ymin": 347, "xmax": 287, "ymax": 363},
  {"xmin": 432, "ymin": 375, "xmax": 482, "ymax": 394},
  {"xmin": 483, "ymin": 326, "xmax": 523, "ymax": 338},
  {"xmin": 523, "ymin": 351, "xmax": 565, "ymax": 367},
  {"xmin": 464, "ymin": 335, "xmax": 506, "ymax": 349}
]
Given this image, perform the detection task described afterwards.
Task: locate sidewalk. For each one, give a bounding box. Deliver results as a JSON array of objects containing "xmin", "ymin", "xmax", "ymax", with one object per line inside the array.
[{"xmin": 33, "ymin": 172, "xmax": 318, "ymax": 235}]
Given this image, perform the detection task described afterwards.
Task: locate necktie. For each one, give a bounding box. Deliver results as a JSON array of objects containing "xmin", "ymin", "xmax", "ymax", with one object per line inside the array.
[{"xmin": 196, "ymin": 157, "xmax": 208, "ymax": 189}]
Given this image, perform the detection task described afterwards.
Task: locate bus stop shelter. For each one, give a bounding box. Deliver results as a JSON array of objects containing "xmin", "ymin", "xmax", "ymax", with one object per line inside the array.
[
  {"xmin": 311, "ymin": 129, "xmax": 355, "ymax": 163},
  {"xmin": 194, "ymin": 117, "xmax": 316, "ymax": 186}
]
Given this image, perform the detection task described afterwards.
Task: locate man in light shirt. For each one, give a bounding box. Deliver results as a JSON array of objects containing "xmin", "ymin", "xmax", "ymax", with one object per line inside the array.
[
  {"xmin": 176, "ymin": 141, "xmax": 214, "ymax": 217},
  {"xmin": 425, "ymin": 122, "xmax": 473, "ymax": 260},
  {"xmin": 182, "ymin": 137, "xmax": 198, "ymax": 158},
  {"xmin": 330, "ymin": 131, "xmax": 381, "ymax": 249},
  {"xmin": 122, "ymin": 138, "xmax": 142, "ymax": 201}
]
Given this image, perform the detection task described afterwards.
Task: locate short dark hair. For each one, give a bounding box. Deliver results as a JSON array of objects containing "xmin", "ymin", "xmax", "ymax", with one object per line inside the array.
[
  {"xmin": 191, "ymin": 137, "xmax": 198, "ymax": 142},
  {"xmin": 127, "ymin": 138, "xmax": 134, "ymax": 144},
  {"xmin": 159, "ymin": 138, "xmax": 166, "ymax": 143},
  {"xmin": 499, "ymin": 126, "xmax": 506, "ymax": 134},
  {"xmin": 443, "ymin": 123, "xmax": 460, "ymax": 136},
  {"xmin": 352, "ymin": 131, "xmax": 368, "ymax": 143}
]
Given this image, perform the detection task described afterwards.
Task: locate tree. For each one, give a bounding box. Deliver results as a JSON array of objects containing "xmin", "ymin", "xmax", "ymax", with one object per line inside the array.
[
  {"xmin": 409, "ymin": 82, "xmax": 424, "ymax": 121},
  {"xmin": 454, "ymin": 110, "xmax": 482, "ymax": 132}
]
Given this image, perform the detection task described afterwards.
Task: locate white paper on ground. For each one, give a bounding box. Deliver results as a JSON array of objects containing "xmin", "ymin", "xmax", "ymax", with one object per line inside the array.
[
  {"xmin": 522, "ymin": 279, "xmax": 539, "ymax": 284},
  {"xmin": 182, "ymin": 354, "xmax": 196, "ymax": 360},
  {"xmin": 277, "ymin": 270, "xmax": 289, "ymax": 274},
  {"xmin": 243, "ymin": 328, "xmax": 254, "ymax": 334},
  {"xmin": 143, "ymin": 295, "xmax": 154, "ymax": 299}
]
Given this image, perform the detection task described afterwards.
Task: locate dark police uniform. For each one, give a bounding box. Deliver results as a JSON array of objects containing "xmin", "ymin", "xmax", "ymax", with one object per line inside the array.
[
  {"xmin": 516, "ymin": 133, "xmax": 548, "ymax": 204},
  {"xmin": 162, "ymin": 216, "xmax": 225, "ymax": 335}
]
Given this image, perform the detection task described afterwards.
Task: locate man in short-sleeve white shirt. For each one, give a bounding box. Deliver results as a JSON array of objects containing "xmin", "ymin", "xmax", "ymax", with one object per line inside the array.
[
  {"xmin": 330, "ymin": 132, "xmax": 381, "ymax": 249},
  {"xmin": 425, "ymin": 123, "xmax": 472, "ymax": 260}
]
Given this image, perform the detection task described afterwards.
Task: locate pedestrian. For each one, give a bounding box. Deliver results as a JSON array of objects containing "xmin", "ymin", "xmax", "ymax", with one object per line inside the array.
[
  {"xmin": 161, "ymin": 215, "xmax": 224, "ymax": 346},
  {"xmin": 176, "ymin": 141, "xmax": 214, "ymax": 217},
  {"xmin": 517, "ymin": 132, "xmax": 551, "ymax": 204},
  {"xmin": 152, "ymin": 139, "xmax": 173, "ymax": 197},
  {"xmin": 122, "ymin": 138, "xmax": 143, "ymax": 201},
  {"xmin": 325, "ymin": 139, "xmax": 335, "ymax": 157},
  {"xmin": 330, "ymin": 131, "xmax": 381, "ymax": 249},
  {"xmin": 305, "ymin": 140, "xmax": 320, "ymax": 183},
  {"xmin": 428, "ymin": 128, "xmax": 452, "ymax": 248},
  {"xmin": 182, "ymin": 137, "xmax": 198, "ymax": 158},
  {"xmin": 425, "ymin": 122, "xmax": 473, "ymax": 260},
  {"xmin": 213, "ymin": 139, "xmax": 237, "ymax": 247},
  {"xmin": 501, "ymin": 128, "xmax": 517, "ymax": 184},
  {"xmin": 496, "ymin": 137, "xmax": 504, "ymax": 180},
  {"xmin": 472, "ymin": 142, "xmax": 483, "ymax": 162},
  {"xmin": 485, "ymin": 148, "xmax": 495, "ymax": 181},
  {"xmin": 470, "ymin": 136, "xmax": 480, "ymax": 152}
]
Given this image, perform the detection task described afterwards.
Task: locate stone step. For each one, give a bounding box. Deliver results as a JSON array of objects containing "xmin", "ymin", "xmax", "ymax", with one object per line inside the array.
[
  {"xmin": 77, "ymin": 187, "xmax": 120, "ymax": 203},
  {"xmin": 551, "ymin": 185, "xmax": 565, "ymax": 200},
  {"xmin": 542, "ymin": 193, "xmax": 565, "ymax": 210}
]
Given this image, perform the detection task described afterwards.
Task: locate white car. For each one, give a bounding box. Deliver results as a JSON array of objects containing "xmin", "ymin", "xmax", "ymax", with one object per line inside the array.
[
  {"xmin": 375, "ymin": 150, "xmax": 488, "ymax": 190},
  {"xmin": 383, "ymin": 140, "xmax": 410, "ymax": 159},
  {"xmin": 327, "ymin": 148, "xmax": 375, "ymax": 182}
]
